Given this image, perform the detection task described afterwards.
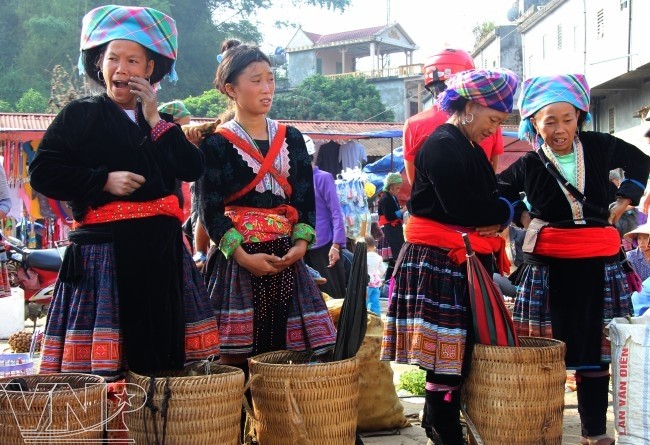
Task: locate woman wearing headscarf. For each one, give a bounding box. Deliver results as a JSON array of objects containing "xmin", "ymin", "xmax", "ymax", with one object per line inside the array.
[
  {"xmin": 378, "ymin": 172, "xmax": 406, "ymax": 279},
  {"xmin": 498, "ymin": 74, "xmax": 650, "ymax": 445},
  {"xmin": 381, "ymin": 69, "xmax": 518, "ymax": 445},
  {"xmin": 192, "ymin": 39, "xmax": 337, "ymax": 373},
  {"xmin": 28, "ymin": 5, "xmax": 220, "ymax": 378}
]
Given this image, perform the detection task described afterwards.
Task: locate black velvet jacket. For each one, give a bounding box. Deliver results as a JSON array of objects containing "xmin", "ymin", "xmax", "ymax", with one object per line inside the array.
[
  {"xmin": 29, "ymin": 94, "xmax": 204, "ymax": 221},
  {"xmin": 409, "ymin": 123, "xmax": 512, "ymax": 228},
  {"xmin": 196, "ymin": 125, "xmax": 315, "ymax": 244},
  {"xmin": 498, "ymin": 131, "xmax": 650, "ymax": 224}
]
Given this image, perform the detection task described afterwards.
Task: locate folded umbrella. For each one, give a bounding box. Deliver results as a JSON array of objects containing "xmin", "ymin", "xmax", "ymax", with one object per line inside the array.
[
  {"xmin": 462, "ymin": 233, "xmax": 519, "ymax": 347},
  {"xmin": 333, "ymin": 240, "xmax": 368, "ymax": 361}
]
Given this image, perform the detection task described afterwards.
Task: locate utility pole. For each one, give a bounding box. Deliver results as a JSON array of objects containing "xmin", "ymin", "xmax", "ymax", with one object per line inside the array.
[{"xmin": 386, "ymin": 0, "xmax": 391, "ymax": 24}]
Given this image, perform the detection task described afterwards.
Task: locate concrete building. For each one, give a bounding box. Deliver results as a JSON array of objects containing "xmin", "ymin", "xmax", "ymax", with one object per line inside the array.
[
  {"xmin": 471, "ymin": 24, "xmax": 524, "ymax": 112},
  {"xmin": 515, "ymin": 0, "xmax": 650, "ymax": 150},
  {"xmin": 285, "ymin": 24, "xmax": 422, "ymax": 122}
]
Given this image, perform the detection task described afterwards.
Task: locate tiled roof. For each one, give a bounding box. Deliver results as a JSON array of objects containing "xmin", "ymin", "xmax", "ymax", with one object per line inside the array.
[
  {"xmin": 313, "ymin": 25, "xmax": 386, "ymax": 45},
  {"xmin": 0, "ymin": 113, "xmax": 54, "ymax": 131},
  {"xmin": 302, "ymin": 31, "xmax": 322, "ymax": 43}
]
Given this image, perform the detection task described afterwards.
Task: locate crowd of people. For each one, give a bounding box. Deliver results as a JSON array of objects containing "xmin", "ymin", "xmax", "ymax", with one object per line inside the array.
[{"xmin": 27, "ymin": 4, "xmax": 650, "ymax": 445}]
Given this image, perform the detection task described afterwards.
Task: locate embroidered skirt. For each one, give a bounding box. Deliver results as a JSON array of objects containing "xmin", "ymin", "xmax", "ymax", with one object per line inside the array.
[
  {"xmin": 206, "ymin": 236, "xmax": 336, "ymax": 357},
  {"xmin": 513, "ymin": 259, "xmax": 631, "ymax": 369},
  {"xmin": 39, "ymin": 244, "xmax": 220, "ymax": 377},
  {"xmin": 381, "ymin": 243, "xmax": 472, "ymax": 376}
]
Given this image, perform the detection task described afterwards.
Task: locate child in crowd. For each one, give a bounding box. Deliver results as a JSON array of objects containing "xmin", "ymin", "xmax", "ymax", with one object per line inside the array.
[{"xmin": 365, "ymin": 235, "xmax": 387, "ymax": 315}]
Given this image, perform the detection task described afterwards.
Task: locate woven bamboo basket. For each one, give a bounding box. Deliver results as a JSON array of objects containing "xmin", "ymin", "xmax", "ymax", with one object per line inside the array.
[
  {"xmin": 126, "ymin": 362, "xmax": 245, "ymax": 445},
  {"xmin": 248, "ymin": 350, "xmax": 359, "ymax": 445},
  {"xmin": 0, "ymin": 373, "xmax": 105, "ymax": 445},
  {"xmin": 464, "ymin": 337, "xmax": 567, "ymax": 445}
]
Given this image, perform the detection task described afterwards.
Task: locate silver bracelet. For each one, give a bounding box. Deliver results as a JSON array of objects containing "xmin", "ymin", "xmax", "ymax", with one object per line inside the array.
[{"xmin": 330, "ymin": 247, "xmax": 339, "ymax": 252}]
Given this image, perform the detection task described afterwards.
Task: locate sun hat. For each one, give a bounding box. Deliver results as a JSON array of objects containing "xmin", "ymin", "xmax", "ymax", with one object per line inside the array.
[{"xmin": 624, "ymin": 222, "xmax": 650, "ymax": 239}]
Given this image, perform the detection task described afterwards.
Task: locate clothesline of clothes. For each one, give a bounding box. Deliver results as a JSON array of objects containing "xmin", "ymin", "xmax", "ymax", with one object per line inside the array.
[{"xmin": 313, "ymin": 139, "xmax": 368, "ymax": 177}]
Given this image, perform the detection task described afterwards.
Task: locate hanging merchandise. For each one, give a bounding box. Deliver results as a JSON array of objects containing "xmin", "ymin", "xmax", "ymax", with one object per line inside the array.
[{"xmin": 335, "ymin": 167, "xmax": 372, "ymax": 241}]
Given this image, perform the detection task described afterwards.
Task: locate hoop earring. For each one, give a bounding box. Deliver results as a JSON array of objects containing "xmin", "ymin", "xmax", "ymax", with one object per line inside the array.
[
  {"xmin": 97, "ymin": 70, "xmax": 105, "ymax": 84},
  {"xmin": 146, "ymin": 77, "xmax": 151, "ymax": 84},
  {"xmin": 465, "ymin": 112, "xmax": 474, "ymax": 124}
]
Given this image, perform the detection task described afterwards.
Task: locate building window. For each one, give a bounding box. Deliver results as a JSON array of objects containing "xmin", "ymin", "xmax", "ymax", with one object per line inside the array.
[
  {"xmin": 557, "ymin": 24, "xmax": 563, "ymax": 50},
  {"xmin": 573, "ymin": 25, "xmax": 579, "ymax": 52},
  {"xmin": 620, "ymin": 0, "xmax": 628, "ymax": 10},
  {"xmin": 316, "ymin": 58, "xmax": 322, "ymax": 74},
  {"xmin": 597, "ymin": 9, "xmax": 604, "ymax": 39},
  {"xmin": 608, "ymin": 108, "xmax": 615, "ymax": 134},
  {"xmin": 528, "ymin": 54, "xmax": 534, "ymax": 77},
  {"xmin": 542, "ymin": 34, "xmax": 547, "ymax": 59}
]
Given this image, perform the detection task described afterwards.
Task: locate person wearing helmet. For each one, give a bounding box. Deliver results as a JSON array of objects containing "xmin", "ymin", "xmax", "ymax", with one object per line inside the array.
[
  {"xmin": 403, "ymin": 48, "xmax": 505, "ymax": 184},
  {"xmin": 303, "ymin": 134, "xmax": 348, "ymax": 299}
]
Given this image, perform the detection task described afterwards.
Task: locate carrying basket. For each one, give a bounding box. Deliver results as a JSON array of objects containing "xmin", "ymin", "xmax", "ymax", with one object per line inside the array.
[
  {"xmin": 126, "ymin": 361, "xmax": 245, "ymax": 445},
  {"xmin": 0, "ymin": 373, "xmax": 105, "ymax": 445},
  {"xmin": 248, "ymin": 350, "xmax": 359, "ymax": 445},
  {"xmin": 464, "ymin": 337, "xmax": 566, "ymax": 445}
]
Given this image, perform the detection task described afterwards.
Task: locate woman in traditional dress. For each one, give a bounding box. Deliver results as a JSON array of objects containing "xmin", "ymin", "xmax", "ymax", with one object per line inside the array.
[
  {"xmin": 28, "ymin": 5, "xmax": 220, "ymax": 377},
  {"xmin": 192, "ymin": 39, "xmax": 337, "ymax": 373},
  {"xmin": 624, "ymin": 222, "xmax": 650, "ymax": 281},
  {"xmin": 381, "ymin": 69, "xmax": 519, "ymax": 445},
  {"xmin": 377, "ymin": 172, "xmax": 406, "ymax": 279},
  {"xmin": 498, "ymin": 74, "xmax": 650, "ymax": 445}
]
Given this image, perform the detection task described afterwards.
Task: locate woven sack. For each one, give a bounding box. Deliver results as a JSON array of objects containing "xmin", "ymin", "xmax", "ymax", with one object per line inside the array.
[
  {"xmin": 327, "ymin": 299, "xmax": 409, "ymax": 431},
  {"xmin": 248, "ymin": 350, "xmax": 359, "ymax": 445},
  {"xmin": 0, "ymin": 373, "xmax": 105, "ymax": 445},
  {"xmin": 464, "ymin": 337, "xmax": 566, "ymax": 445},
  {"xmin": 126, "ymin": 362, "xmax": 245, "ymax": 445}
]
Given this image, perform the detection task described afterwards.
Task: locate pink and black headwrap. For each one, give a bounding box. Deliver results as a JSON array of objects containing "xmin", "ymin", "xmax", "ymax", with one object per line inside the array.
[{"xmin": 436, "ymin": 68, "xmax": 519, "ymax": 114}]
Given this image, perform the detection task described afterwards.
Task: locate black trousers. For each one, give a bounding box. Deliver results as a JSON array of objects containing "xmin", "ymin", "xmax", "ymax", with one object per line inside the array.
[{"xmin": 304, "ymin": 242, "xmax": 347, "ymax": 299}]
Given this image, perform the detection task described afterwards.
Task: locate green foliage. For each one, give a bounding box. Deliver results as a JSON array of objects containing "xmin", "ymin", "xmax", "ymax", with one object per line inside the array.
[
  {"xmin": 15, "ymin": 89, "xmax": 48, "ymax": 113},
  {"xmin": 0, "ymin": 0, "xmax": 351, "ymax": 107},
  {"xmin": 269, "ymin": 74, "xmax": 395, "ymax": 122},
  {"xmin": 0, "ymin": 100, "xmax": 12, "ymax": 112},
  {"xmin": 472, "ymin": 21, "xmax": 496, "ymax": 47},
  {"xmin": 397, "ymin": 369, "xmax": 426, "ymax": 396},
  {"xmin": 182, "ymin": 89, "xmax": 230, "ymax": 118}
]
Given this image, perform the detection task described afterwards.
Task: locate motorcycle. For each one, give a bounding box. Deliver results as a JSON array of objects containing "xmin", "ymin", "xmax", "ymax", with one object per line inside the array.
[{"xmin": 2, "ymin": 235, "xmax": 65, "ymax": 329}]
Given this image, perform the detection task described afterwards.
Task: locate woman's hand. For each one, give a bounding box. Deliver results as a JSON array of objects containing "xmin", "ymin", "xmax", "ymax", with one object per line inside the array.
[
  {"xmin": 232, "ymin": 247, "xmax": 281, "ymax": 277},
  {"xmin": 476, "ymin": 224, "xmax": 502, "ymax": 237},
  {"xmin": 328, "ymin": 244, "xmax": 340, "ymax": 267},
  {"xmin": 271, "ymin": 240, "xmax": 308, "ymax": 272},
  {"xmin": 128, "ymin": 76, "xmax": 161, "ymax": 127},
  {"xmin": 183, "ymin": 126, "xmax": 205, "ymax": 147},
  {"xmin": 609, "ymin": 198, "xmax": 633, "ymax": 225},
  {"xmin": 103, "ymin": 171, "xmax": 146, "ymax": 197}
]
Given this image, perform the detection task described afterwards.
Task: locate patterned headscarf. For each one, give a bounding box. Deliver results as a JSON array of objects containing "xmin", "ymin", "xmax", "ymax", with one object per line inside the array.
[
  {"xmin": 383, "ymin": 172, "xmax": 403, "ymax": 192},
  {"xmin": 436, "ymin": 68, "xmax": 519, "ymax": 114},
  {"xmin": 158, "ymin": 100, "xmax": 190, "ymax": 119},
  {"xmin": 518, "ymin": 74, "xmax": 591, "ymax": 143},
  {"xmin": 78, "ymin": 5, "xmax": 178, "ymax": 82}
]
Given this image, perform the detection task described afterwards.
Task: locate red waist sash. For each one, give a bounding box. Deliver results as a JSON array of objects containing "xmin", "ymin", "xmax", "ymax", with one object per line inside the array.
[
  {"xmin": 81, "ymin": 195, "xmax": 184, "ymax": 225},
  {"xmin": 534, "ymin": 226, "xmax": 620, "ymax": 258},
  {"xmin": 405, "ymin": 215, "xmax": 510, "ymax": 275},
  {"xmin": 379, "ymin": 215, "xmax": 402, "ymax": 227}
]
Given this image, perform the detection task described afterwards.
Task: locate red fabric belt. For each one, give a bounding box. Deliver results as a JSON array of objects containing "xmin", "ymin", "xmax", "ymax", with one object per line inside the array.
[
  {"xmin": 534, "ymin": 226, "xmax": 620, "ymax": 258},
  {"xmin": 379, "ymin": 215, "xmax": 401, "ymax": 227},
  {"xmin": 405, "ymin": 215, "xmax": 510, "ymax": 275},
  {"xmin": 80, "ymin": 195, "xmax": 184, "ymax": 225}
]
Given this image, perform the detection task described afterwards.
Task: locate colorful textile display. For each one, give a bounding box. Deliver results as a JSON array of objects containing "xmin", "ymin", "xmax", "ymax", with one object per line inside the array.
[{"xmin": 335, "ymin": 167, "xmax": 371, "ymax": 240}]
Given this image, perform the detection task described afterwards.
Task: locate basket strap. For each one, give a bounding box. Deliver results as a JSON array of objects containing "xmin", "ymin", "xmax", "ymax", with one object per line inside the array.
[{"xmin": 284, "ymin": 379, "xmax": 311, "ymax": 445}]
